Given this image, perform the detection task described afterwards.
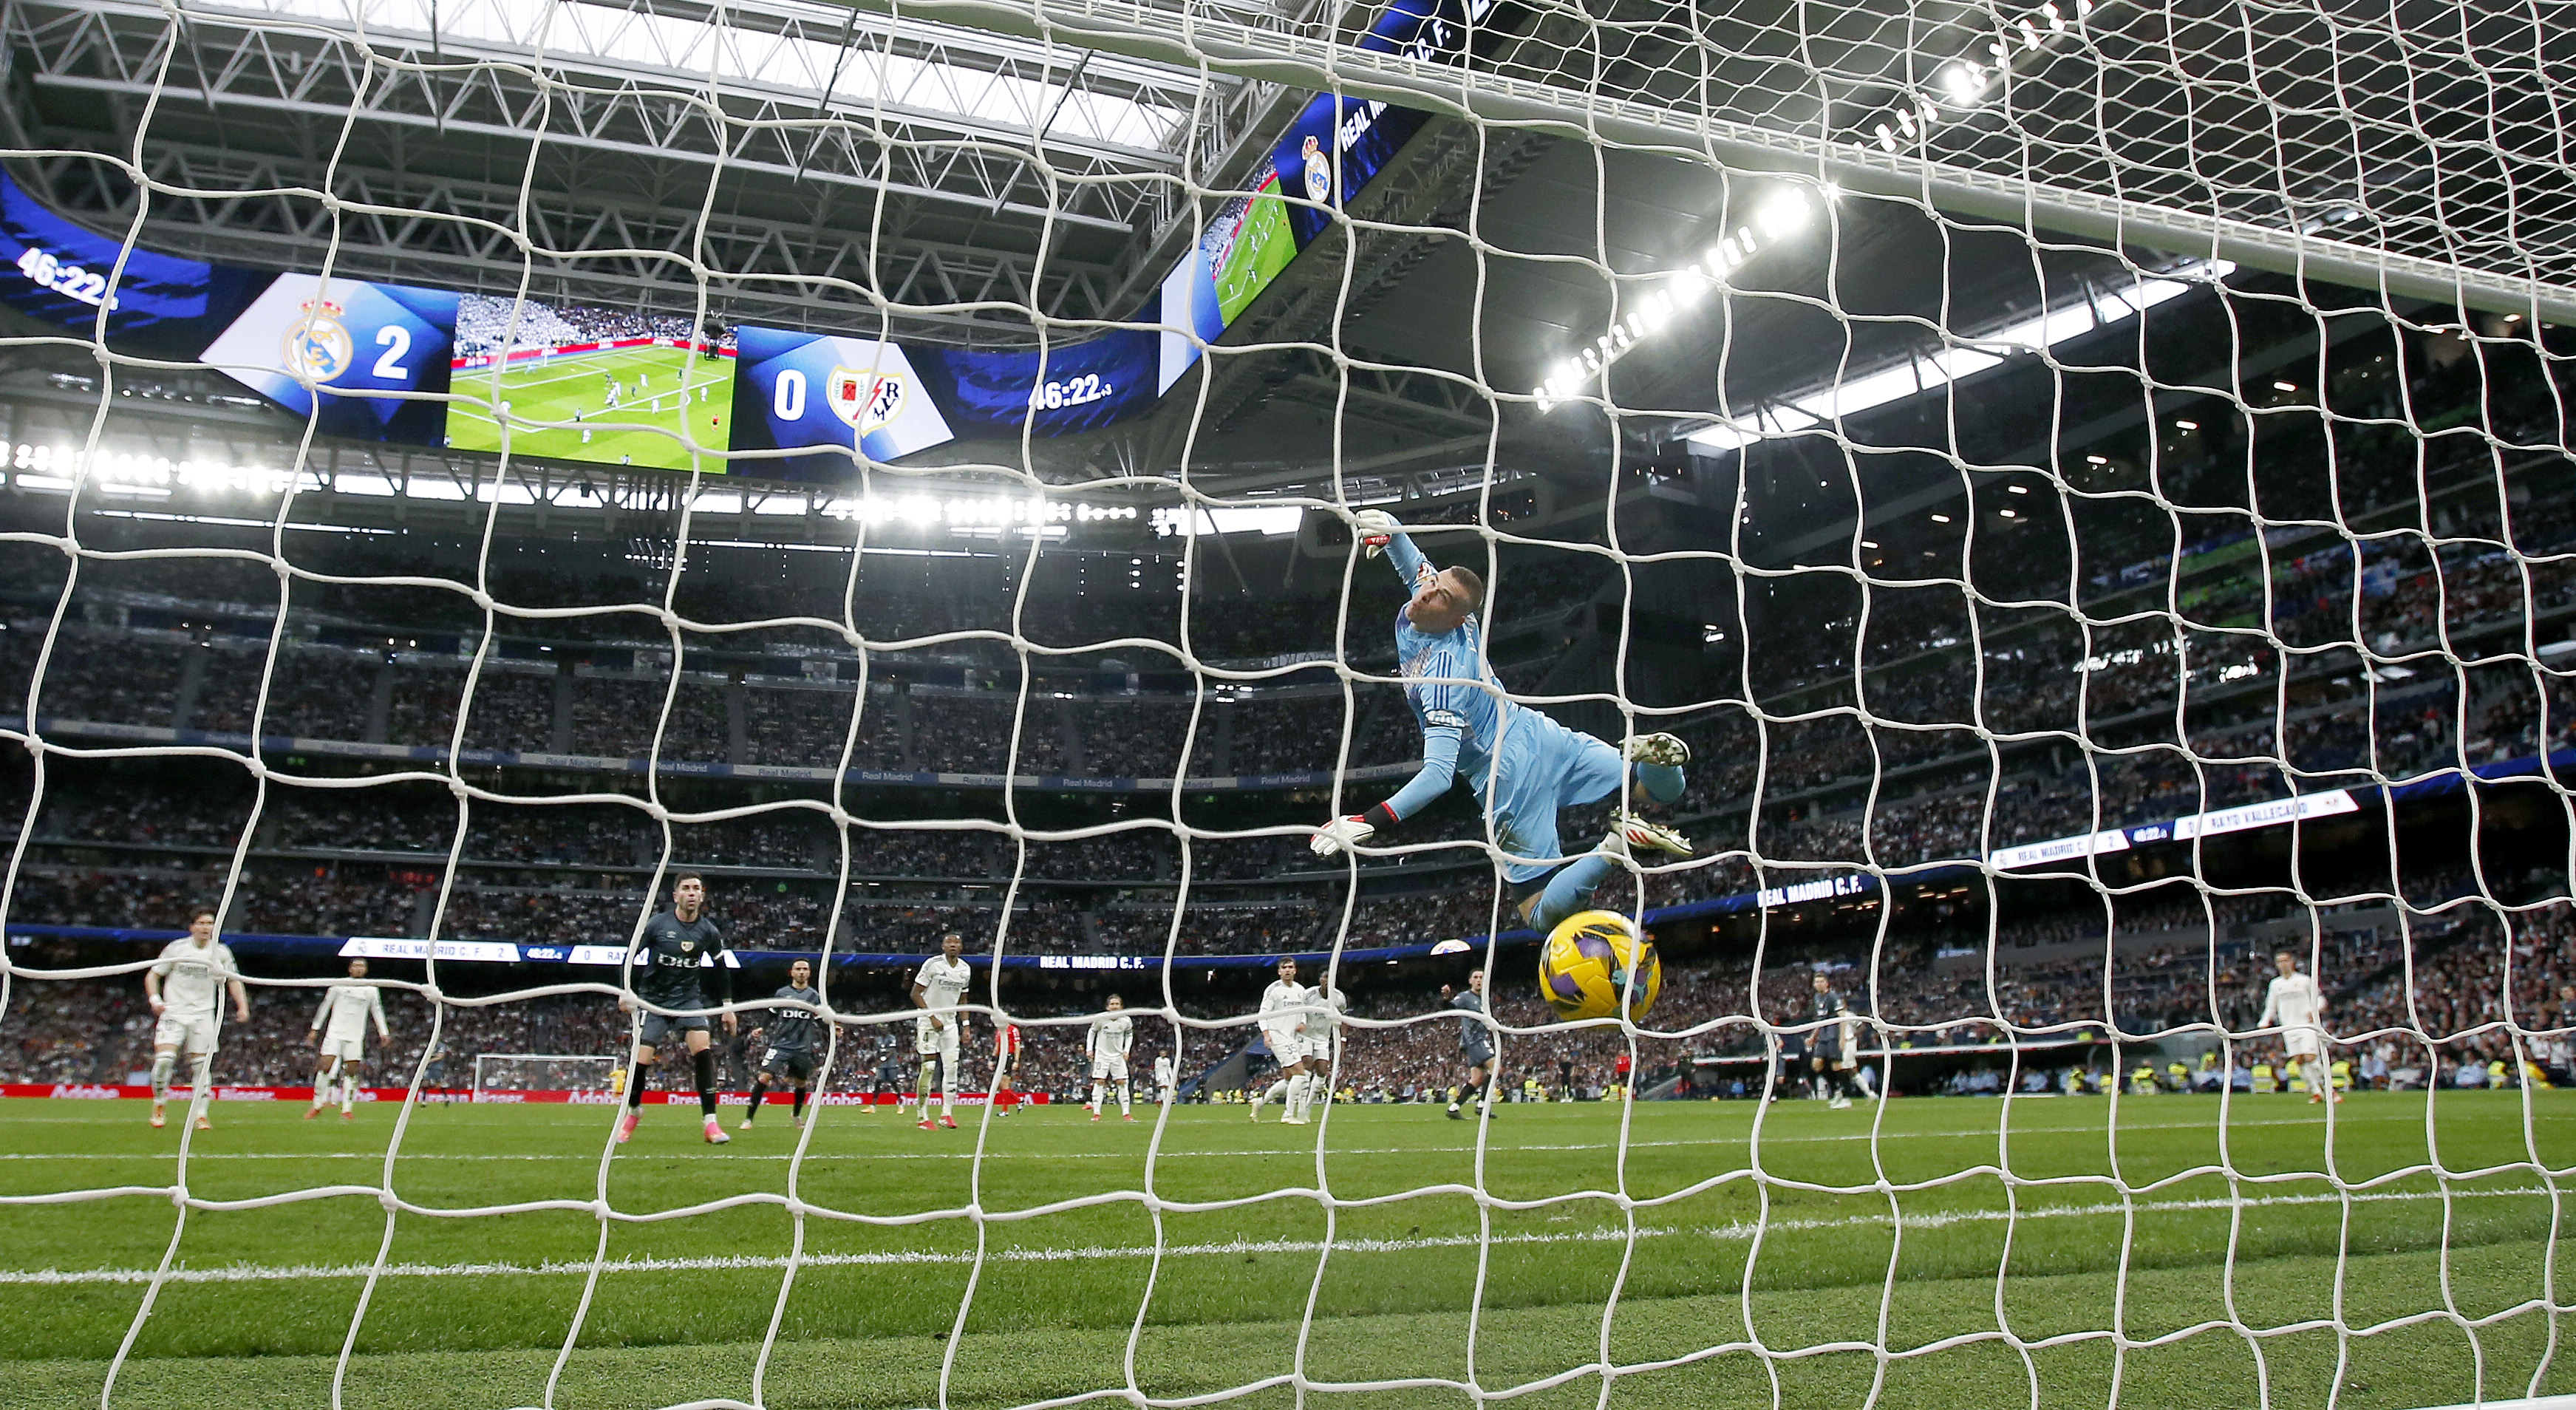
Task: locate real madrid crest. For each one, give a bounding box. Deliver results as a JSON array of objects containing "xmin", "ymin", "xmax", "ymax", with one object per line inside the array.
[
  {"xmin": 1301, "ymin": 135, "xmax": 1332, "ymax": 205},
  {"xmin": 827, "ymin": 366, "xmax": 904, "ymax": 434},
  {"xmin": 284, "ymin": 299, "xmax": 354, "ymax": 384}
]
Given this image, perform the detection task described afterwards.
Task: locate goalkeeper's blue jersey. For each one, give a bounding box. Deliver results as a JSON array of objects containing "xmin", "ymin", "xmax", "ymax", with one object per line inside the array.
[{"xmin": 1391, "ymin": 539, "xmax": 1516, "ymax": 796}]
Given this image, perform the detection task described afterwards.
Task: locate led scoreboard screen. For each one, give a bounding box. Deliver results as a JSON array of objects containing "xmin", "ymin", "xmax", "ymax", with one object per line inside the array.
[{"xmin": 0, "ymin": 0, "xmax": 1496, "ymax": 474}]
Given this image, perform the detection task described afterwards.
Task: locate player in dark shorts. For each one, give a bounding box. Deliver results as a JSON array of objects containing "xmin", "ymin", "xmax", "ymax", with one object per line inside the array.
[
  {"xmin": 741, "ymin": 958, "xmax": 825, "ymax": 1131},
  {"xmin": 1807, "ymin": 972, "xmax": 1858, "ymax": 1108},
  {"xmin": 1440, "ymin": 969, "xmax": 1499, "ymax": 1120},
  {"xmin": 617, "ymin": 874, "xmax": 738, "ymax": 1145},
  {"xmin": 871, "ymin": 1042, "xmax": 908, "ymax": 1114}
]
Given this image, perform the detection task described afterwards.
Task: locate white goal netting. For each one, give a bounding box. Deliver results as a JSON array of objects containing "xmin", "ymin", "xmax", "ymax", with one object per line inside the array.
[{"xmin": 0, "ymin": 0, "xmax": 2572, "ymax": 1407}]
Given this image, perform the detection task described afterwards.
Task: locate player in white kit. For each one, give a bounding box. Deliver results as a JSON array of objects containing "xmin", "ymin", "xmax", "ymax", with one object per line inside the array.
[
  {"xmin": 1153, "ymin": 1052, "xmax": 1176, "ymax": 1106},
  {"xmin": 2260, "ymin": 950, "xmax": 2339, "ymax": 1105},
  {"xmin": 1251, "ymin": 956, "xmax": 1319, "ymax": 1124},
  {"xmin": 306, "ymin": 958, "xmax": 391, "ymax": 1121},
  {"xmin": 1088, "ymin": 993, "xmax": 1137, "ymax": 1122},
  {"xmin": 144, "ymin": 908, "xmax": 250, "ymax": 1131},
  {"xmin": 912, "ymin": 931, "xmax": 972, "ymax": 1129}
]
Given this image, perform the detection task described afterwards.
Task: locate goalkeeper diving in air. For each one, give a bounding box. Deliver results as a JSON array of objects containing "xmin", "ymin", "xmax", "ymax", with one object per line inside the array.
[{"xmin": 1310, "ymin": 511, "xmax": 1692, "ymax": 931}]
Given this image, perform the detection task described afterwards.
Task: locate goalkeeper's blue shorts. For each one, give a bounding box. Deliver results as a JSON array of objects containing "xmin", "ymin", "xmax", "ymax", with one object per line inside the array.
[{"xmin": 1476, "ymin": 715, "xmax": 1625, "ymax": 885}]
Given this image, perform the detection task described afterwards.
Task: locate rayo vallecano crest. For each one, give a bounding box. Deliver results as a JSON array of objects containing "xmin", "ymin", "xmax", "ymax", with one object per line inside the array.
[
  {"xmin": 828, "ymin": 366, "xmax": 906, "ymax": 434},
  {"xmin": 284, "ymin": 299, "xmax": 353, "ymax": 383}
]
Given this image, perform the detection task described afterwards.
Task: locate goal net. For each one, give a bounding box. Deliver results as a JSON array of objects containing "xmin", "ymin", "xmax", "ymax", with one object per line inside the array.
[{"xmin": 0, "ymin": 0, "xmax": 2569, "ymax": 1406}]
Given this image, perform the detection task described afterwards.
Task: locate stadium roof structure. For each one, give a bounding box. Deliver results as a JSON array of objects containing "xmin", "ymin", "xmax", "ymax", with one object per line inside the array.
[{"xmin": 0, "ymin": 0, "xmax": 2562, "ymax": 501}]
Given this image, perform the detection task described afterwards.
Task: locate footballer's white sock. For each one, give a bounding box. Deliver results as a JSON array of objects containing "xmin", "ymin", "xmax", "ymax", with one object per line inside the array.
[
  {"xmin": 1259, "ymin": 1079, "xmax": 1288, "ymax": 1109},
  {"xmin": 150, "ymin": 1052, "xmax": 174, "ymax": 1103},
  {"xmin": 1118, "ymin": 1080, "xmax": 1131, "ymax": 1115},
  {"xmin": 1090, "ymin": 1081, "xmax": 1105, "ymax": 1110},
  {"xmin": 917, "ymin": 1062, "xmax": 937, "ymax": 1117},
  {"xmin": 185, "ymin": 1056, "xmax": 212, "ymax": 1121},
  {"xmin": 341, "ymin": 1074, "xmax": 358, "ymax": 1112},
  {"xmin": 311, "ymin": 1071, "xmax": 331, "ymax": 1111},
  {"xmin": 941, "ymin": 1072, "xmax": 955, "ymax": 1115},
  {"xmin": 1287, "ymin": 1074, "xmax": 1312, "ymax": 1120}
]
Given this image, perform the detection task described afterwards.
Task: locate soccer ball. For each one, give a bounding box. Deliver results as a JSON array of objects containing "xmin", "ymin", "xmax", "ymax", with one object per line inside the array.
[{"xmin": 1537, "ymin": 910, "xmax": 1660, "ymax": 1023}]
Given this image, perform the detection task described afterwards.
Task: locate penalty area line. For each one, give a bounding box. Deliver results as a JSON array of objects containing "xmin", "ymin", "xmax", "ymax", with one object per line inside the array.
[{"xmin": 0, "ymin": 1186, "xmax": 2545, "ymax": 1287}]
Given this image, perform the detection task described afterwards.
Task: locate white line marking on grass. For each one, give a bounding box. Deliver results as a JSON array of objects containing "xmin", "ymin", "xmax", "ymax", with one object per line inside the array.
[
  {"xmin": 1, "ymin": 1187, "xmax": 2547, "ymax": 1286},
  {"xmin": 0, "ymin": 1111, "xmax": 2461, "ymax": 1162}
]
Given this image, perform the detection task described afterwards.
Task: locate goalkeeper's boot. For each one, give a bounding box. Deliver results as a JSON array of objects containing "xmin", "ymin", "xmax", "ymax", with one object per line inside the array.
[
  {"xmin": 1622, "ymin": 732, "xmax": 1691, "ymax": 766},
  {"xmin": 616, "ymin": 1111, "xmax": 640, "ymax": 1144},
  {"xmin": 702, "ymin": 1117, "xmax": 731, "ymax": 1145},
  {"xmin": 1608, "ymin": 815, "xmax": 1693, "ymax": 858}
]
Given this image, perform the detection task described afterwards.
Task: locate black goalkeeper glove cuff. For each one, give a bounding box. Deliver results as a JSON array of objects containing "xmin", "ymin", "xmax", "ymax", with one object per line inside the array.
[{"xmin": 1362, "ymin": 801, "xmax": 1402, "ymax": 833}]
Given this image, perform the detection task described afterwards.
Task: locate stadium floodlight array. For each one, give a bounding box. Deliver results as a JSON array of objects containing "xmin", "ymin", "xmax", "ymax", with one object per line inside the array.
[{"xmin": 0, "ymin": 0, "xmax": 2572, "ymax": 1406}]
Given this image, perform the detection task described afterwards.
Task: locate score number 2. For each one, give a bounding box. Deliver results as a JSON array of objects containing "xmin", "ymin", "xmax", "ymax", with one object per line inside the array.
[{"xmin": 1028, "ymin": 373, "xmax": 1112, "ymax": 411}]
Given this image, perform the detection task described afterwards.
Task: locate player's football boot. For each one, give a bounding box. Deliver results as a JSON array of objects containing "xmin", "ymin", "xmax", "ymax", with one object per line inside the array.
[
  {"xmin": 149, "ymin": 1105, "xmax": 166, "ymax": 1128},
  {"xmin": 303, "ymin": 1106, "xmax": 321, "ymax": 1120},
  {"xmin": 702, "ymin": 1117, "xmax": 731, "ymax": 1145},
  {"xmin": 1122, "ymin": 1114, "xmax": 1137, "ymax": 1123},
  {"xmin": 193, "ymin": 1114, "xmax": 213, "ymax": 1131},
  {"xmin": 738, "ymin": 1116, "xmax": 758, "ymax": 1131},
  {"xmin": 341, "ymin": 1110, "xmax": 355, "ymax": 1122},
  {"xmin": 938, "ymin": 1115, "xmax": 958, "ymax": 1129},
  {"xmin": 1621, "ymin": 732, "xmax": 1691, "ymax": 766},
  {"xmin": 1609, "ymin": 814, "xmax": 1694, "ymax": 857},
  {"xmin": 1090, "ymin": 1112, "xmax": 1101, "ymax": 1122},
  {"xmin": 616, "ymin": 1111, "xmax": 640, "ymax": 1144},
  {"xmin": 918, "ymin": 1117, "xmax": 936, "ymax": 1130}
]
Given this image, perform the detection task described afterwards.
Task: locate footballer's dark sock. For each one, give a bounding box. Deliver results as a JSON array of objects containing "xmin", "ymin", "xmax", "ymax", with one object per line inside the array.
[
  {"xmin": 791, "ymin": 1087, "xmax": 808, "ymax": 1121},
  {"xmin": 694, "ymin": 1050, "xmax": 720, "ymax": 1118},
  {"xmin": 627, "ymin": 1065, "xmax": 648, "ymax": 1109}
]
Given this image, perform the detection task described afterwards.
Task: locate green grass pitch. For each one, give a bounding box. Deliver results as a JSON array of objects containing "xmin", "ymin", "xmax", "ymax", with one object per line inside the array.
[
  {"xmin": 446, "ymin": 347, "xmax": 733, "ymax": 472},
  {"xmin": 0, "ymin": 1093, "xmax": 2567, "ymax": 1409}
]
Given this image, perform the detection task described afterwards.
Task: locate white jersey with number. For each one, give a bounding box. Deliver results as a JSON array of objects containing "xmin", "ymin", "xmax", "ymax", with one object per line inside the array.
[
  {"xmin": 153, "ymin": 939, "xmax": 236, "ymax": 1017},
  {"xmin": 1258, "ymin": 980, "xmax": 1309, "ymax": 1055},
  {"xmin": 314, "ymin": 984, "xmax": 390, "ymax": 1043}
]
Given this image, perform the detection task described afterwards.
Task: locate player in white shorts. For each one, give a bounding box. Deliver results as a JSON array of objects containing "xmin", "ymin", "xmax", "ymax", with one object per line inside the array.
[
  {"xmin": 1153, "ymin": 1053, "xmax": 1176, "ymax": 1106},
  {"xmin": 2260, "ymin": 950, "xmax": 2339, "ymax": 1105},
  {"xmin": 912, "ymin": 931, "xmax": 972, "ymax": 1129},
  {"xmin": 144, "ymin": 907, "xmax": 250, "ymax": 1132},
  {"xmin": 1251, "ymin": 956, "xmax": 1320, "ymax": 1124},
  {"xmin": 307, "ymin": 957, "xmax": 392, "ymax": 1121},
  {"xmin": 1087, "ymin": 993, "xmax": 1137, "ymax": 1122}
]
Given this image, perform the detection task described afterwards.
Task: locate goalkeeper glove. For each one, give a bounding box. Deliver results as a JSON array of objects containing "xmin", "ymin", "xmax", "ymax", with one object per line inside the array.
[
  {"xmin": 1309, "ymin": 814, "xmax": 1377, "ymax": 857},
  {"xmin": 1353, "ymin": 509, "xmax": 1399, "ymax": 558},
  {"xmin": 1310, "ymin": 803, "xmax": 1398, "ymax": 856}
]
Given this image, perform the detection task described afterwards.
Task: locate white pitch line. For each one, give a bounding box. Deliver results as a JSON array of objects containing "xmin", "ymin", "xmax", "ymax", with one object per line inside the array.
[
  {"xmin": 0, "ymin": 1111, "xmax": 2459, "ymax": 1163},
  {"xmin": 0, "ymin": 1187, "xmax": 2547, "ymax": 1287}
]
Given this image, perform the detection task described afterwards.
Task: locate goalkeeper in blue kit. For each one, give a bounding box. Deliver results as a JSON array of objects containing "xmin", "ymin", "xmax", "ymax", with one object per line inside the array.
[{"xmin": 1311, "ymin": 511, "xmax": 1691, "ymax": 931}]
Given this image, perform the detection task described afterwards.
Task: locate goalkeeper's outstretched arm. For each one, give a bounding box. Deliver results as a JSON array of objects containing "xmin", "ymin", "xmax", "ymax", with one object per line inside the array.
[
  {"xmin": 1311, "ymin": 724, "xmax": 1461, "ymax": 856},
  {"xmin": 1356, "ymin": 509, "xmax": 1434, "ymax": 589}
]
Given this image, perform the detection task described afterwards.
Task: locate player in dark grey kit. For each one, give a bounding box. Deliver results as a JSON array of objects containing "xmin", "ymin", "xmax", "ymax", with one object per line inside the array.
[
  {"xmin": 741, "ymin": 958, "xmax": 825, "ymax": 1131},
  {"xmin": 1439, "ymin": 970, "xmax": 1499, "ymax": 1121},
  {"xmin": 1806, "ymin": 972, "xmax": 1858, "ymax": 1109},
  {"xmin": 616, "ymin": 874, "xmax": 739, "ymax": 1145}
]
